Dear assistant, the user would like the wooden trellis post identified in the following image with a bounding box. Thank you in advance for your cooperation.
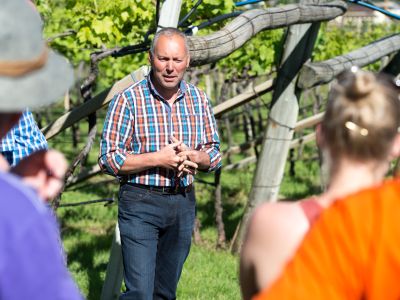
[231,2,321,253]
[100,224,124,300]
[214,168,226,248]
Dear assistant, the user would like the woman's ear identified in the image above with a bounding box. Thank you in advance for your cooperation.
[316,123,325,149]
[390,133,400,159]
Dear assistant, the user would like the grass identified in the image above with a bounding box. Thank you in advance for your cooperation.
[58,178,118,300]
[177,245,240,300]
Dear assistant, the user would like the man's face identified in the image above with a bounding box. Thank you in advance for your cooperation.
[149,34,190,95]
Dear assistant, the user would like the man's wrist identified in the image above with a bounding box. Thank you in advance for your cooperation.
[196,150,211,170]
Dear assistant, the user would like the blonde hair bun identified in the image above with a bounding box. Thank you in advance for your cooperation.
[322,69,400,162]
[343,70,376,101]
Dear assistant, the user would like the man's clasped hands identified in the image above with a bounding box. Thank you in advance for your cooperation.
[161,136,200,178]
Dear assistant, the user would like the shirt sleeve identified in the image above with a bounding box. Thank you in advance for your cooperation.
[0,129,16,152]
[19,110,48,151]
[98,93,134,176]
[0,110,48,166]
[200,92,222,172]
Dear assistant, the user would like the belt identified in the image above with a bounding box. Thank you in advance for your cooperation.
[124,183,192,194]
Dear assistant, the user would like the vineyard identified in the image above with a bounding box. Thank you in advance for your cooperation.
[32,0,400,299]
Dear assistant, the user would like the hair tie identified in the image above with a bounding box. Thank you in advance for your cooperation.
[345,121,368,136]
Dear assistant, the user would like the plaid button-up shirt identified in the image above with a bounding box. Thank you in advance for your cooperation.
[0,110,48,166]
[99,76,221,187]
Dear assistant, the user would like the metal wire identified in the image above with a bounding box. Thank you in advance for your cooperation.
[58,198,115,207]
[178,0,203,27]
[235,0,264,7]
[348,0,400,20]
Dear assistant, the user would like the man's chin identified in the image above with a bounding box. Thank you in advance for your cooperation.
[162,81,179,89]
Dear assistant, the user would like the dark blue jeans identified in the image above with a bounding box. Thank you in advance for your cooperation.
[118,184,195,300]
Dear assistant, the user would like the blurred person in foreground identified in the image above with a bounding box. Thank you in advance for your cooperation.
[99,27,221,299]
[240,68,400,299]
[0,0,82,299]
[0,1,49,170]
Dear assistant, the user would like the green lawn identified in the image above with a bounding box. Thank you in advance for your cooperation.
[177,245,240,300]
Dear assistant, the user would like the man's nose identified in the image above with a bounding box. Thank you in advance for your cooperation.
[166,61,173,71]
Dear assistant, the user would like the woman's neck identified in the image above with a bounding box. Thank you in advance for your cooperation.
[317,157,388,208]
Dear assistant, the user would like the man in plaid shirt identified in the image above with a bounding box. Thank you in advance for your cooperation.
[99,27,221,300]
[0,109,48,167]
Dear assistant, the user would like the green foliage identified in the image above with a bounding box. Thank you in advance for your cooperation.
[313,22,400,70]
[181,0,235,26]
[35,0,284,89]
[181,0,284,77]
[219,29,284,77]
[36,0,156,89]
[37,0,154,51]
[280,145,322,200]
[35,1,400,91]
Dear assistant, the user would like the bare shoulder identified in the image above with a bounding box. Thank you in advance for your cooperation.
[241,200,310,294]
[247,201,306,241]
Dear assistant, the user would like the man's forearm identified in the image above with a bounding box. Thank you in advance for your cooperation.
[118,141,183,175]
[118,152,160,175]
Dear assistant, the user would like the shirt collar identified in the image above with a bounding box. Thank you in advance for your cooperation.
[146,71,187,102]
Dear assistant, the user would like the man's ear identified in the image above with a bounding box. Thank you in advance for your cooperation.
[390,133,400,159]
[186,55,190,68]
[316,123,325,149]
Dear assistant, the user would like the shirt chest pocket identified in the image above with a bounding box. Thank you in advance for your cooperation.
[133,113,170,151]
[173,113,203,148]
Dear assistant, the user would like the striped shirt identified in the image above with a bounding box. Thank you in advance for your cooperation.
[0,110,48,166]
[99,76,221,187]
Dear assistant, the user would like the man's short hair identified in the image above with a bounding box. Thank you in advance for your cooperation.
[150,27,189,55]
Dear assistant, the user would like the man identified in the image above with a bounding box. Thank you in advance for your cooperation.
[99,28,221,299]
[253,178,400,300]
[0,109,48,167]
[0,0,82,298]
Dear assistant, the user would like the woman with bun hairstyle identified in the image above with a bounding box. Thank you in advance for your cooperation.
[240,68,400,300]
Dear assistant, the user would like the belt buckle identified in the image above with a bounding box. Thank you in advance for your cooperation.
[156,185,175,194]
